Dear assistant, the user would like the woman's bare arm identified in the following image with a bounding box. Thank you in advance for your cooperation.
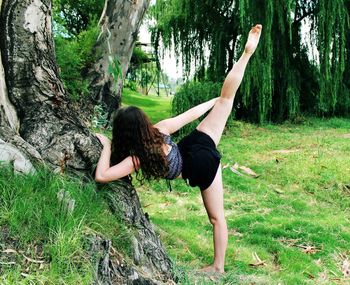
[95,134,137,183]
[155,97,219,134]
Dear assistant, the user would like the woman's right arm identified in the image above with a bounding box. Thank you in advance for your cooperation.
[95,134,137,183]
[155,97,219,134]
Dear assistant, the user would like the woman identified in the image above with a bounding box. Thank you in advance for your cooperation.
[95,24,262,273]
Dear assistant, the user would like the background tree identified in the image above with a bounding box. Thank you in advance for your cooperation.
[84,0,151,116]
[151,0,349,123]
[53,0,104,36]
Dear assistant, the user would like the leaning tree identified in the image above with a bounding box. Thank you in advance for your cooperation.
[0,0,172,283]
[85,0,151,116]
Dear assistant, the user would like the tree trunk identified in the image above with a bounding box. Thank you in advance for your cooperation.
[0,0,173,283]
[0,0,99,171]
[85,0,150,116]
[0,0,43,173]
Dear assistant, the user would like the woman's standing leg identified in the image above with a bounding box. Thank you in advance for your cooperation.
[200,165,227,273]
[197,25,262,273]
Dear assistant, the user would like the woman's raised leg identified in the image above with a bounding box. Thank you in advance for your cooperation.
[197,24,262,146]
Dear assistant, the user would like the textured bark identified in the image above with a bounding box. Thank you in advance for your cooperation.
[0,0,42,172]
[100,181,173,277]
[0,0,100,171]
[85,0,150,115]
[89,232,174,285]
[0,1,173,283]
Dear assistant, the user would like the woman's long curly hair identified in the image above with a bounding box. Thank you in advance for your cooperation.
[111,106,168,182]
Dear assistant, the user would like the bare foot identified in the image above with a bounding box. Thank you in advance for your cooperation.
[199,264,225,274]
[244,24,262,54]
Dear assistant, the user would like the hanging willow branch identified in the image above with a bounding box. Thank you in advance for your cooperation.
[150,0,350,122]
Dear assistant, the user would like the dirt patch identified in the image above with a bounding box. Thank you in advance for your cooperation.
[0,226,47,277]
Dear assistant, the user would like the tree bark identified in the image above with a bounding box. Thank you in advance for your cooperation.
[85,0,150,116]
[0,0,173,282]
[0,0,99,171]
[0,0,43,173]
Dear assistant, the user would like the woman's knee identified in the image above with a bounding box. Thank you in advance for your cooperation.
[208,215,226,226]
[217,97,234,106]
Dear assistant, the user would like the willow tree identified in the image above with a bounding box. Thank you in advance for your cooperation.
[152,0,349,122]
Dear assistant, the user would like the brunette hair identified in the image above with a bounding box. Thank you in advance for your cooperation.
[111,106,168,182]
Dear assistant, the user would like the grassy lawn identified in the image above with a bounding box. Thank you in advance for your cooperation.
[1,89,349,285]
[124,90,350,284]
[121,88,172,124]
[137,118,350,284]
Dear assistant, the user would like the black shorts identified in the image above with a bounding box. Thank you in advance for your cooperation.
[178,129,221,191]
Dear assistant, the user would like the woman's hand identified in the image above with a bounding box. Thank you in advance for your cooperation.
[96,133,111,148]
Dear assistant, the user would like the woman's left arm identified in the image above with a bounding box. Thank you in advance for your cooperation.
[95,134,136,183]
[155,97,219,134]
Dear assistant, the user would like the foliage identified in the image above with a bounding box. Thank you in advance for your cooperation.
[108,55,123,91]
[128,47,165,95]
[172,81,221,136]
[151,0,350,123]
[55,24,100,100]
[124,79,138,91]
[91,105,110,129]
[53,0,104,36]
[317,1,349,115]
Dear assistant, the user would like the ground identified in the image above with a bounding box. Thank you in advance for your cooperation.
[1,89,350,284]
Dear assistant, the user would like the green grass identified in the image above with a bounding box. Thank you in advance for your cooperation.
[122,88,172,124]
[1,89,350,284]
[136,118,350,284]
[0,167,131,284]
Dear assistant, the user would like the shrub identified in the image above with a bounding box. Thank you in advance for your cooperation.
[172,81,222,137]
[55,24,99,100]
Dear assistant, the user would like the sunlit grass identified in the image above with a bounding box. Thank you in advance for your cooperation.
[137,118,350,284]
[2,88,350,284]
[122,88,172,124]
[0,167,127,284]
[119,89,350,283]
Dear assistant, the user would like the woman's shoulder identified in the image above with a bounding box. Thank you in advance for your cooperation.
[154,124,170,136]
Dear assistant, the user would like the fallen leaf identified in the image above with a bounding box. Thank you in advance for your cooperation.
[239,166,260,178]
[232,163,239,170]
[304,271,315,279]
[2,249,18,254]
[0,261,16,265]
[249,252,266,267]
[228,229,243,237]
[315,258,322,266]
[222,163,230,170]
[230,167,243,176]
[342,184,350,192]
[342,259,350,277]
[23,254,45,264]
[273,188,284,194]
[278,237,301,247]
[342,134,350,138]
[298,244,320,254]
